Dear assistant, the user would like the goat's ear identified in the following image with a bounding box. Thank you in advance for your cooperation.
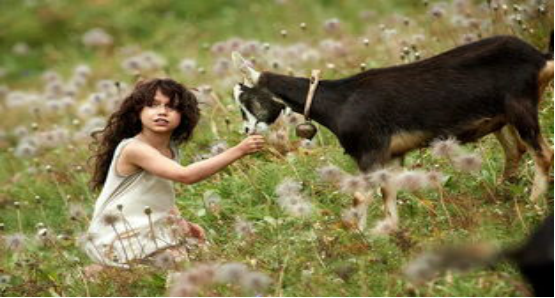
[232,51,260,87]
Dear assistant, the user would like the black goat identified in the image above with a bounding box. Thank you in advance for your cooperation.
[232,35,554,202]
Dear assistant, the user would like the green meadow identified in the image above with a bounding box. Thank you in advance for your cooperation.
[0,0,552,296]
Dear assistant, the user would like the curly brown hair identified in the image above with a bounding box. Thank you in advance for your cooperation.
[89,78,200,191]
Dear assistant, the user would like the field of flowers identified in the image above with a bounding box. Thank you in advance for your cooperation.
[0,0,553,296]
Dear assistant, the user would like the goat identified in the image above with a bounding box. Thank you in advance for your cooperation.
[405,214,553,297]
[232,34,554,204]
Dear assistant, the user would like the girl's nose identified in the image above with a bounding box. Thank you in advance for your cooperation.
[156,105,169,114]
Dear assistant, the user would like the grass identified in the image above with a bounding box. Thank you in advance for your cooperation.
[0,0,553,296]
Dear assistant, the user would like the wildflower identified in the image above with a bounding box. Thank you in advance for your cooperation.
[426,170,446,186]
[234,218,255,238]
[74,64,92,78]
[239,271,272,294]
[12,42,30,56]
[101,212,120,226]
[35,227,52,245]
[360,63,367,71]
[429,4,446,18]
[186,264,216,286]
[404,251,442,283]
[339,175,369,194]
[323,18,341,33]
[96,80,117,95]
[268,129,289,151]
[215,262,249,284]
[4,233,27,251]
[453,153,482,173]
[460,33,477,44]
[317,165,345,184]
[0,274,11,287]
[368,169,393,186]
[77,232,97,248]
[275,178,302,197]
[203,191,221,214]
[153,250,176,269]
[430,137,462,159]
[288,201,314,217]
[144,206,153,215]
[277,194,304,208]
[179,59,197,74]
[210,41,227,55]
[69,203,86,220]
[342,207,367,230]
[394,171,429,192]
[210,141,228,156]
[121,57,143,75]
[362,38,370,47]
[82,28,113,47]
[77,102,98,119]
[168,283,199,297]
[14,142,38,158]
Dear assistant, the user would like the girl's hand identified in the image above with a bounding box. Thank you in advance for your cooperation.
[235,134,266,156]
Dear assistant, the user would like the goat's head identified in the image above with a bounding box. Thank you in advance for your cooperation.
[232,51,285,134]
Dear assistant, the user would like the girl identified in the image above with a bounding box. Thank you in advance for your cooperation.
[83,78,265,268]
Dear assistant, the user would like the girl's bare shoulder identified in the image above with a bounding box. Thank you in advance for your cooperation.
[120,139,157,161]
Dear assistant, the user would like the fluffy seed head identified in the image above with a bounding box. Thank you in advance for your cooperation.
[153,250,176,270]
[339,175,369,194]
[368,169,393,186]
[317,165,345,184]
[215,262,249,284]
[431,138,462,159]
[4,233,27,251]
[453,153,482,173]
[275,179,302,197]
[394,171,429,192]
[239,271,272,294]
[101,212,120,226]
[234,218,255,238]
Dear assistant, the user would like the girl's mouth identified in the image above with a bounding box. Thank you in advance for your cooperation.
[154,118,169,125]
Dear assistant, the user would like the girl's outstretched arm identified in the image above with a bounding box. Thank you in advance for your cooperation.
[124,135,265,184]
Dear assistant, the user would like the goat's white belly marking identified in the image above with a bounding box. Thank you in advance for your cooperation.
[389,131,430,156]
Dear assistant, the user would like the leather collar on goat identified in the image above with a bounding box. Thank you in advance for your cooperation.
[295,69,321,140]
[303,69,321,121]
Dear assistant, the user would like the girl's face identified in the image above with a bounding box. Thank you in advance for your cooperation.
[139,89,182,135]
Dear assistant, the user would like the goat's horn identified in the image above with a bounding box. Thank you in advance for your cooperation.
[231,51,259,86]
[232,51,248,71]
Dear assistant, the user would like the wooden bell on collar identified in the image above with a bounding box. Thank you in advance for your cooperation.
[296,121,318,140]
[296,69,320,140]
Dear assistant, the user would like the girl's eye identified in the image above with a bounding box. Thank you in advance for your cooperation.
[148,103,176,110]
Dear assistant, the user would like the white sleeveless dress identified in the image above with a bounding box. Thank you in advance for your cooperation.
[83,137,186,267]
